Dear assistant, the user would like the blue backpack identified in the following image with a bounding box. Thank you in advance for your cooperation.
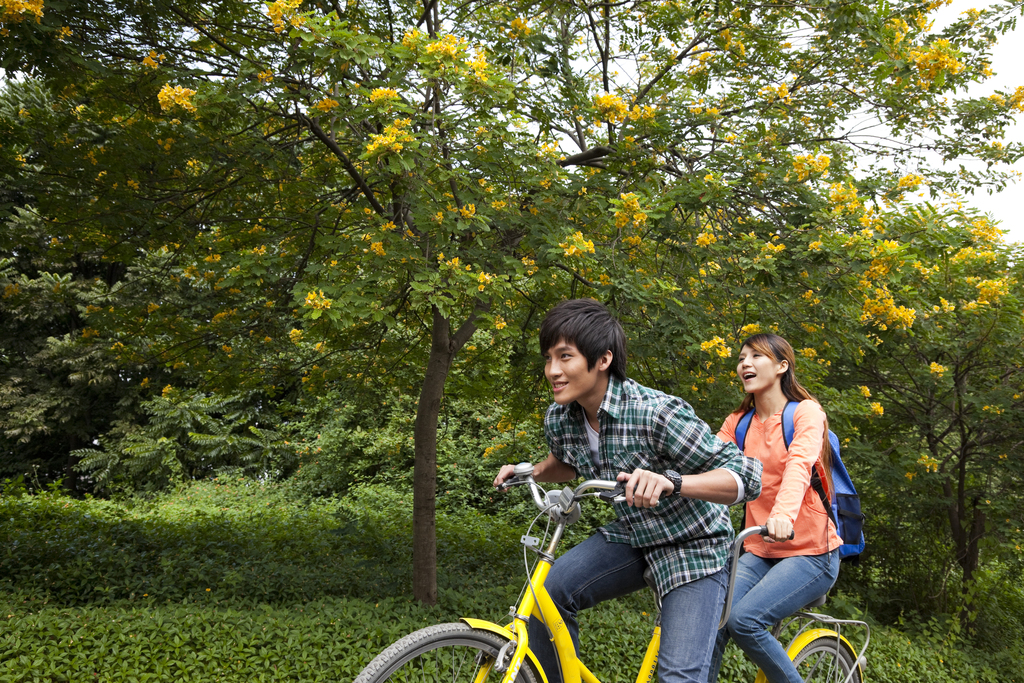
[735,401,866,562]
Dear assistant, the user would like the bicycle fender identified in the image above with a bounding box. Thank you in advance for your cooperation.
[785,628,858,662]
[754,628,860,683]
[459,618,550,683]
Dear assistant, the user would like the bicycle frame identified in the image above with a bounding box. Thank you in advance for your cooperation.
[473,468,867,683]
[461,471,661,683]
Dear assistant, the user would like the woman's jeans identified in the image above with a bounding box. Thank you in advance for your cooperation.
[528,532,728,683]
[708,549,840,683]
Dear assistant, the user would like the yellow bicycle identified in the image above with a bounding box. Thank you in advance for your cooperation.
[354,463,868,683]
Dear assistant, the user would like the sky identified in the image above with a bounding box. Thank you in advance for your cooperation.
[932,0,1024,243]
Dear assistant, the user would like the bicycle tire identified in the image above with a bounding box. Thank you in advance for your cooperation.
[791,635,861,683]
[354,622,544,683]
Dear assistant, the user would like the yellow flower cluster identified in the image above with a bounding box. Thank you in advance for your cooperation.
[425,34,468,60]
[304,290,332,310]
[289,329,303,343]
[908,39,964,86]
[142,51,166,69]
[467,50,488,81]
[490,200,507,211]
[740,323,762,336]
[869,402,884,416]
[829,181,861,214]
[969,217,1002,242]
[257,70,274,83]
[369,241,386,256]
[594,93,629,124]
[369,88,399,104]
[700,336,731,358]
[0,0,43,24]
[975,277,1011,304]
[917,455,939,472]
[861,286,916,330]
[493,315,507,330]
[559,231,595,257]
[365,118,415,157]
[799,347,817,358]
[695,232,717,247]
[509,17,531,37]
[950,246,996,264]
[265,0,303,33]
[477,271,493,291]
[1009,86,1024,111]
[929,362,947,377]
[859,385,872,398]
[629,104,657,121]
[614,193,647,229]
[311,97,339,113]
[897,173,924,189]
[789,154,830,181]
[158,84,197,113]
[459,204,476,219]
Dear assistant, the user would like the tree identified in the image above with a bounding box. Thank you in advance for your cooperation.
[3,0,1022,607]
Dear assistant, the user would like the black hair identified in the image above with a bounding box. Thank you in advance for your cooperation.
[539,299,627,381]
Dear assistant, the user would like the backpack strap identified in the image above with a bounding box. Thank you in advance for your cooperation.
[734,409,755,451]
[782,401,837,527]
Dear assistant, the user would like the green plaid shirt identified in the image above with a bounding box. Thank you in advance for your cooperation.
[545,376,762,597]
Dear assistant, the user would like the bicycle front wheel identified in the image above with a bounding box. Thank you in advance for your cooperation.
[791,635,861,683]
[354,622,543,683]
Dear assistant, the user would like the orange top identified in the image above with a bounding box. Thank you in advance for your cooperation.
[718,400,841,558]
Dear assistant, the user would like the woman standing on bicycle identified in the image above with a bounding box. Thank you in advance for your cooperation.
[708,333,842,683]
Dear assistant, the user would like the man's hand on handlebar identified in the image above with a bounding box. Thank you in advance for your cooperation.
[616,468,674,508]
[493,464,517,489]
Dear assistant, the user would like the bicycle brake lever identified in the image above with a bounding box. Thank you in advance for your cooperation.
[598,482,627,503]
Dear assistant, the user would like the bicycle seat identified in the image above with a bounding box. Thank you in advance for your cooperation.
[803,594,827,610]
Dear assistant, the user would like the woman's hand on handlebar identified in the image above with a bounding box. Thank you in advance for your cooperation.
[764,516,794,543]
[616,469,674,508]
[493,464,517,489]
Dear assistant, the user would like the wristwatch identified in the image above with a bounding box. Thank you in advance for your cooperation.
[664,470,682,496]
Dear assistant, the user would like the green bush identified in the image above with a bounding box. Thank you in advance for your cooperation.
[0,478,524,606]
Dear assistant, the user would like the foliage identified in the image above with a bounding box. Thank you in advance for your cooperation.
[1,482,1022,682]
[0,477,522,606]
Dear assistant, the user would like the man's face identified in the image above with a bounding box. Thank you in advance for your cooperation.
[543,339,610,408]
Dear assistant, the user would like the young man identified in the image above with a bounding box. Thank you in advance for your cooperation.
[493,299,762,683]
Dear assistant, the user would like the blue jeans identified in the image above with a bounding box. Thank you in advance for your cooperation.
[707,550,840,683]
[528,532,728,683]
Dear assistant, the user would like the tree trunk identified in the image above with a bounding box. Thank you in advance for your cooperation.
[411,304,481,605]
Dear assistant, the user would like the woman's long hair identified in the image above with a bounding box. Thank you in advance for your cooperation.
[734,333,834,499]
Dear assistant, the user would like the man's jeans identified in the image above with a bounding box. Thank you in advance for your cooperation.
[528,532,727,683]
[707,550,840,683]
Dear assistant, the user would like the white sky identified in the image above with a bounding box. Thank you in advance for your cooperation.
[932,0,1024,243]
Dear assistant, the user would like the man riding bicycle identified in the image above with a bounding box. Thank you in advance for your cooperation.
[493,298,763,683]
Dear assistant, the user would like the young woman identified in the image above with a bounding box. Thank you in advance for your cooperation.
[707,333,842,683]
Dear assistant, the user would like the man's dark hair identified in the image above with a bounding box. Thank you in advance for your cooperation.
[539,299,627,381]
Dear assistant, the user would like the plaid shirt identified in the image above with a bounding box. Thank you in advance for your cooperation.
[545,376,762,597]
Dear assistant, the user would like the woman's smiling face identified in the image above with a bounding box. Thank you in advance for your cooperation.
[736,344,788,395]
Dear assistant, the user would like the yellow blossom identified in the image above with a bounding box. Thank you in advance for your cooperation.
[929,362,947,377]
[157,84,197,113]
[870,402,884,416]
[700,336,731,358]
[593,93,629,124]
[303,290,332,310]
